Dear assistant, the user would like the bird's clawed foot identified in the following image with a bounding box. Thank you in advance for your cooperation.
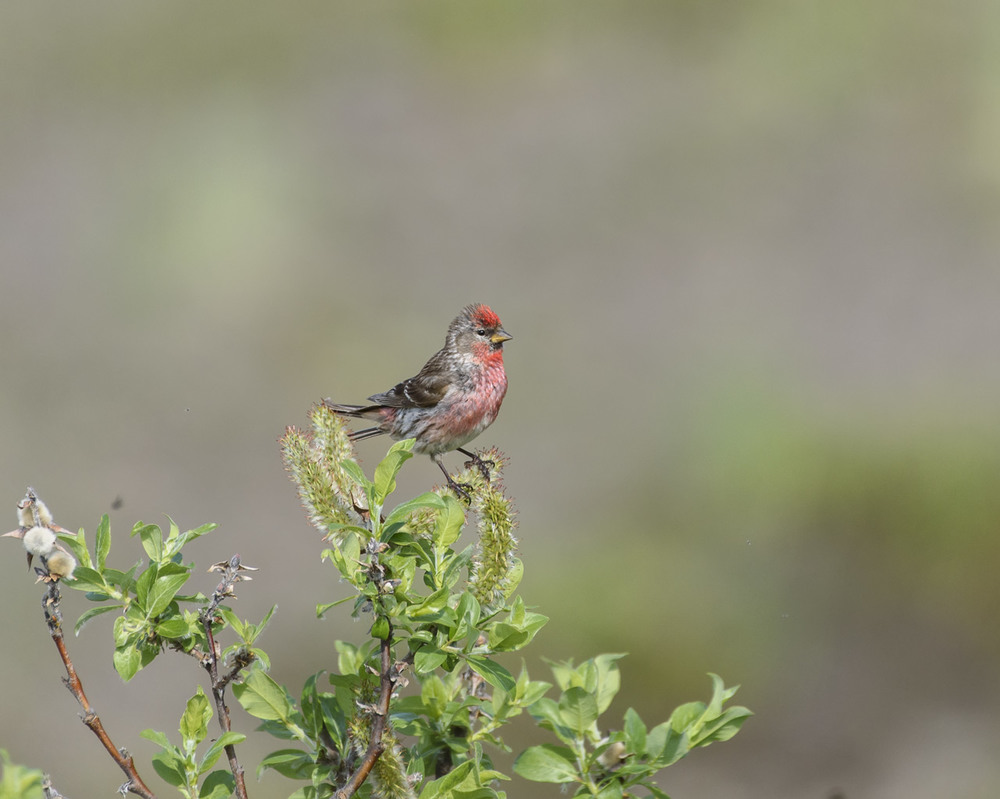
[457,448,495,481]
[433,455,475,502]
[446,477,474,503]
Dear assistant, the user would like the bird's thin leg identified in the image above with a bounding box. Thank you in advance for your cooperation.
[433,455,472,501]
[457,447,495,480]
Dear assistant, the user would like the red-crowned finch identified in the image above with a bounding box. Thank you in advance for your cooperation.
[325,304,512,496]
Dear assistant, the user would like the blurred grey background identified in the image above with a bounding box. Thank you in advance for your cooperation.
[2,3,999,798]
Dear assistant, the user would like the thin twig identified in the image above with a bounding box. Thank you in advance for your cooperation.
[217,651,255,692]
[43,584,156,799]
[41,774,66,799]
[200,555,256,799]
[336,628,394,799]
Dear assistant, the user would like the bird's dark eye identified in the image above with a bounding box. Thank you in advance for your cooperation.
[476,328,488,336]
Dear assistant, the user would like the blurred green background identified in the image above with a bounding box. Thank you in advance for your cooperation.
[3,3,1000,797]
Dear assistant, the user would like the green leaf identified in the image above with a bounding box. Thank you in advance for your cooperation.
[517,675,551,707]
[150,748,187,788]
[466,656,516,695]
[669,701,705,734]
[176,522,218,551]
[112,612,130,646]
[591,653,625,714]
[327,532,361,582]
[95,514,111,571]
[233,668,305,738]
[73,605,119,636]
[180,687,212,751]
[134,564,156,611]
[414,649,448,674]
[139,728,173,749]
[334,640,365,675]
[298,673,321,737]
[371,616,391,640]
[147,569,190,618]
[645,721,687,766]
[253,604,278,640]
[450,790,499,799]
[200,732,246,773]
[146,564,191,618]
[546,653,624,714]
[155,617,192,640]
[339,458,369,487]
[200,770,236,799]
[217,606,246,638]
[132,523,164,562]
[0,751,43,798]
[558,687,599,737]
[419,760,475,798]
[513,744,578,783]
[316,595,354,618]
[384,491,447,528]
[667,674,749,750]
[420,674,449,719]
[324,522,371,540]
[487,622,530,652]
[256,748,314,780]
[63,566,107,595]
[455,591,481,637]
[57,528,92,569]
[234,669,293,721]
[644,783,672,799]
[623,707,647,755]
[410,586,451,619]
[500,557,524,601]
[528,697,576,746]
[433,495,466,547]
[103,566,139,594]
[690,706,753,747]
[374,439,415,503]
[113,645,142,682]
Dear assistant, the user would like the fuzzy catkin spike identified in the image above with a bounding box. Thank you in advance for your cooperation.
[311,403,355,479]
[281,427,350,531]
[281,408,366,537]
[313,403,372,518]
[348,697,415,799]
[372,727,414,799]
[458,449,519,609]
[403,505,438,540]
[351,717,416,799]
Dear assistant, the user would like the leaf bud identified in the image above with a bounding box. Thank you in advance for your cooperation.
[371,616,391,640]
[43,549,77,581]
[22,526,57,557]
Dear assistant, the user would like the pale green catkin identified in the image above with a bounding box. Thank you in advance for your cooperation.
[463,449,519,609]
[280,407,365,537]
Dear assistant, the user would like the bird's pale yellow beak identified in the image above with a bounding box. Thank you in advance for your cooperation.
[491,328,513,344]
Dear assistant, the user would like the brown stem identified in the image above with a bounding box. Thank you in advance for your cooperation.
[201,615,249,799]
[43,584,157,799]
[200,555,254,799]
[336,630,394,799]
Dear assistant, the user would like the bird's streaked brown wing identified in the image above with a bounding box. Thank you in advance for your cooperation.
[368,351,454,408]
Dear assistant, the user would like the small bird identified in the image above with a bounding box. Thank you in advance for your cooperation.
[326,304,512,497]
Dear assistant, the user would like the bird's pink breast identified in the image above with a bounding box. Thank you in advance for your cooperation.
[406,358,507,454]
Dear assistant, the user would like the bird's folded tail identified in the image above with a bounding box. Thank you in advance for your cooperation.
[324,401,373,417]
[347,426,387,442]
[324,401,387,442]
